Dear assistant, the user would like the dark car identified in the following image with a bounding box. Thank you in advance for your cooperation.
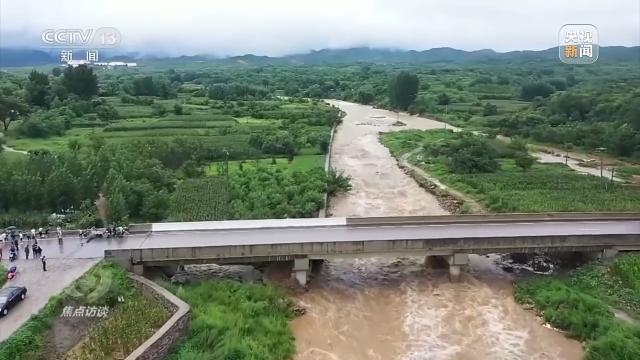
[0,286,27,316]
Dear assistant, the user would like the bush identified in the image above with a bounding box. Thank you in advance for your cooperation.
[327,169,352,195]
[520,82,556,101]
[162,280,296,360]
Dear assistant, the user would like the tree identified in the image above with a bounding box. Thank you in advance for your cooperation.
[356,85,375,104]
[62,65,98,99]
[51,67,62,77]
[520,82,555,101]
[0,95,27,131]
[514,152,536,172]
[141,190,170,221]
[25,70,50,107]
[107,190,128,224]
[389,71,419,110]
[437,93,451,106]
[447,136,499,174]
[327,169,352,195]
[550,93,592,121]
[96,104,119,121]
[483,102,498,116]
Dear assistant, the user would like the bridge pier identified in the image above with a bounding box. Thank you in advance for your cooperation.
[602,248,619,259]
[292,257,310,286]
[424,253,468,282]
[446,253,468,282]
[132,264,145,276]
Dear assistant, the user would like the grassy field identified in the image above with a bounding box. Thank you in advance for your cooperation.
[161,280,296,360]
[382,129,640,212]
[206,154,325,175]
[515,254,640,359]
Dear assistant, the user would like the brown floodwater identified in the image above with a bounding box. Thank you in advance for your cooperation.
[291,256,584,360]
[290,101,584,360]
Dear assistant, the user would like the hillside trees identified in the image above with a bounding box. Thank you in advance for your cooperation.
[520,82,555,101]
[62,65,98,99]
[0,95,28,131]
[25,70,50,107]
[389,71,419,110]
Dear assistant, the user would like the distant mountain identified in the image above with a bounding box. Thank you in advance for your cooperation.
[224,46,638,65]
[1,46,638,68]
[0,49,57,67]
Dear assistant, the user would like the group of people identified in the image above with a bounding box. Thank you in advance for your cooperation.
[0,225,59,272]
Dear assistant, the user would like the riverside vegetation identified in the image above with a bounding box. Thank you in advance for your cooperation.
[382,129,640,212]
[161,280,296,360]
[515,254,640,360]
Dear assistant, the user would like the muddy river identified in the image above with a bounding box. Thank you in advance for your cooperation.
[291,101,584,360]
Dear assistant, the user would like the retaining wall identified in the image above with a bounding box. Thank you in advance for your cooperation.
[125,274,191,360]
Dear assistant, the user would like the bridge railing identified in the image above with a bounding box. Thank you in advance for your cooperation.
[346,212,640,226]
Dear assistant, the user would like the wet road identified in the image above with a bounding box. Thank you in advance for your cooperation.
[1,234,147,260]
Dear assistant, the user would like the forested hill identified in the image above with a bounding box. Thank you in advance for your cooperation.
[1,46,638,67]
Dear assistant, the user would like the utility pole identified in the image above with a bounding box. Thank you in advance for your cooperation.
[611,167,615,185]
[595,147,607,189]
[223,148,230,179]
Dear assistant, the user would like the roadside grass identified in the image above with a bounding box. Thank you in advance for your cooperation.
[206,154,325,175]
[66,291,169,360]
[0,150,27,162]
[0,263,6,288]
[161,280,296,360]
[617,165,640,181]
[382,129,640,212]
[515,254,640,359]
[6,129,95,152]
[0,261,167,360]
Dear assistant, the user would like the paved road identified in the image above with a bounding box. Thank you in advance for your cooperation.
[0,258,98,342]
[137,220,640,248]
[1,234,147,259]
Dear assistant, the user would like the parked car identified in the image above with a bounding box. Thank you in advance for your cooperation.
[0,286,27,316]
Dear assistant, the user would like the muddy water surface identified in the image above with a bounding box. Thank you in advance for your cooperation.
[291,101,584,360]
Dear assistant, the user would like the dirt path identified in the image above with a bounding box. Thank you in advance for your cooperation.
[1,145,27,155]
[0,258,99,342]
[326,100,449,217]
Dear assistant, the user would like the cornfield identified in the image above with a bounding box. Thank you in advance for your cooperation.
[170,177,231,221]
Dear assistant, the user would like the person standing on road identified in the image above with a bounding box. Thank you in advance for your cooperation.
[19,231,23,243]
[0,245,3,261]
[57,227,63,245]
[24,243,30,260]
[41,255,47,271]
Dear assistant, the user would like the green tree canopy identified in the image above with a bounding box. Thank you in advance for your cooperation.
[62,65,98,99]
[389,71,419,110]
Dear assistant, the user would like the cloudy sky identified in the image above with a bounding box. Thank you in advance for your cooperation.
[1,0,639,56]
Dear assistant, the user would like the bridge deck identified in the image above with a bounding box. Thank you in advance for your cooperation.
[136,220,639,249]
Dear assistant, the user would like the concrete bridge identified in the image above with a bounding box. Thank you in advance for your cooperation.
[104,213,640,284]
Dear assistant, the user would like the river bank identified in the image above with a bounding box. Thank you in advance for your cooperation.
[515,254,640,359]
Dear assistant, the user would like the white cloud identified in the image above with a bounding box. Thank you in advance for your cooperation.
[1,0,638,56]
